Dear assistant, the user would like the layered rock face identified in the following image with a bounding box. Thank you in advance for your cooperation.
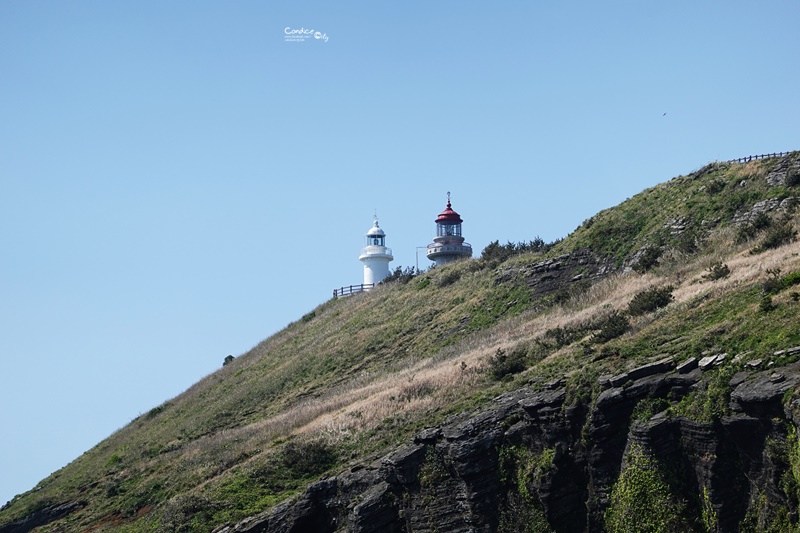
[215,355,800,533]
[496,249,616,300]
[0,502,85,533]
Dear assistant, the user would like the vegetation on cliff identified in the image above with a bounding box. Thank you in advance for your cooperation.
[1,153,800,532]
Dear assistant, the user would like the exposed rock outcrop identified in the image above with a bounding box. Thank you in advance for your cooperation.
[0,502,85,533]
[496,249,616,299]
[765,155,800,187]
[212,356,800,533]
[732,197,800,225]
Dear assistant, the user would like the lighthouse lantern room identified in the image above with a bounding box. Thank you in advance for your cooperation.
[359,216,394,288]
[426,193,472,266]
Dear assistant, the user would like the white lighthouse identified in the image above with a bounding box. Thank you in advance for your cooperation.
[426,192,472,266]
[359,216,394,288]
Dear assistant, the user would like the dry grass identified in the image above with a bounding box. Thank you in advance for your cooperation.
[672,238,800,302]
[171,344,489,478]
[261,239,800,446]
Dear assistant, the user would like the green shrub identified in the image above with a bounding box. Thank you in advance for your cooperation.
[737,212,772,243]
[754,221,797,252]
[480,238,552,265]
[760,268,800,296]
[627,286,674,316]
[673,366,736,422]
[146,402,171,419]
[565,365,601,408]
[705,179,726,194]
[701,487,719,533]
[382,266,417,284]
[739,491,797,533]
[675,227,701,255]
[543,325,588,348]
[438,269,461,287]
[786,425,800,508]
[161,494,222,532]
[488,347,528,380]
[604,445,690,533]
[762,268,784,294]
[481,240,515,263]
[280,439,338,478]
[419,446,448,489]
[498,446,555,533]
[632,397,670,422]
[785,271,800,288]
[633,246,662,273]
[703,262,730,281]
[760,295,777,313]
[594,312,630,343]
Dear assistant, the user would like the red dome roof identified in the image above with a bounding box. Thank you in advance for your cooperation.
[435,198,463,224]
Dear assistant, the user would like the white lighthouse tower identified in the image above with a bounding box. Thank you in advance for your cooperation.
[426,192,472,266]
[359,216,394,288]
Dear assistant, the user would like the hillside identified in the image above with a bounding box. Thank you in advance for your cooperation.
[2,153,800,532]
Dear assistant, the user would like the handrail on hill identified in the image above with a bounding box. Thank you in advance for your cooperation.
[727,151,794,164]
[333,284,374,298]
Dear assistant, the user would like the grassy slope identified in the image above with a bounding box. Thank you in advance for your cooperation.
[2,153,800,532]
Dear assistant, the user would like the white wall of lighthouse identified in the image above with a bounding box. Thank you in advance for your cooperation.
[359,217,393,287]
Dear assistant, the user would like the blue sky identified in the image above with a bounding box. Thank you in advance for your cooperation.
[1,1,799,505]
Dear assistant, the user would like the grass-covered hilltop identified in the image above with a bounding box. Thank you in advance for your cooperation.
[3,153,800,533]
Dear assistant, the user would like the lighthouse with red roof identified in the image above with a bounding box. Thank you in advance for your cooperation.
[426,192,472,266]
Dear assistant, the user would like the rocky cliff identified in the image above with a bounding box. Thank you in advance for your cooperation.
[209,350,800,533]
